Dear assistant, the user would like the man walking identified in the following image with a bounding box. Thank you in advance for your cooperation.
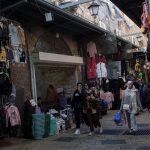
[72,82,84,135]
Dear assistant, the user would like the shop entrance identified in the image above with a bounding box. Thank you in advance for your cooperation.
[34,64,78,101]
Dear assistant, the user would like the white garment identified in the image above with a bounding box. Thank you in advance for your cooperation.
[13,49,20,63]
[9,23,20,47]
[96,62,107,78]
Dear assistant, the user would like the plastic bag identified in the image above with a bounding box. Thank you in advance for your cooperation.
[113,111,122,123]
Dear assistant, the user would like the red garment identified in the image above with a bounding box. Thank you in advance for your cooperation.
[87,57,96,80]
[96,55,107,64]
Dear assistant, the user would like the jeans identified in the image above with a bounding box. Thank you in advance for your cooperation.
[125,111,138,131]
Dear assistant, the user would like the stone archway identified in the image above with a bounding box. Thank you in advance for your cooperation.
[34,31,72,55]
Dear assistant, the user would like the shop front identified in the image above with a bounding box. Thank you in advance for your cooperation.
[0,0,140,140]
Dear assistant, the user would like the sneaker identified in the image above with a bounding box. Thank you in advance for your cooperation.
[99,127,103,134]
[88,132,93,136]
[74,129,80,135]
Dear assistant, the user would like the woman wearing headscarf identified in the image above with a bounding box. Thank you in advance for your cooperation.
[120,81,143,134]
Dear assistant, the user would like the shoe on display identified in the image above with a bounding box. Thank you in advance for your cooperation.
[74,129,80,135]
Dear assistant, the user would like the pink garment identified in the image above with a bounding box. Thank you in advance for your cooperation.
[5,105,21,127]
[103,92,114,109]
[87,42,97,58]
[141,3,149,29]
[100,93,106,100]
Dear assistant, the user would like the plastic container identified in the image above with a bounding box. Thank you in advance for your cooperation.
[32,114,45,140]
[50,117,57,136]
[44,114,51,137]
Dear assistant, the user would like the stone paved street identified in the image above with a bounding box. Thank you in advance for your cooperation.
[0,110,150,150]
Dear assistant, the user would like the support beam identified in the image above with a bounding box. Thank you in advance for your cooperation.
[0,0,28,13]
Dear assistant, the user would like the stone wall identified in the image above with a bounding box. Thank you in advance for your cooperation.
[10,22,80,104]
[35,65,77,100]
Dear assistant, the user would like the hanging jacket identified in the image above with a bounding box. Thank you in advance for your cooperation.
[0,46,6,62]
[9,23,20,47]
[4,104,21,127]
[86,57,96,80]
[17,25,26,46]
[141,3,149,29]
[96,62,107,78]
[87,42,97,58]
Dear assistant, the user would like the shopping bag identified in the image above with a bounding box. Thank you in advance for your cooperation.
[113,111,122,123]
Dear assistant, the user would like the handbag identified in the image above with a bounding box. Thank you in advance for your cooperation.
[123,104,130,110]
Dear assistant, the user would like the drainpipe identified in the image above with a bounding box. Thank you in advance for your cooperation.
[29,51,37,103]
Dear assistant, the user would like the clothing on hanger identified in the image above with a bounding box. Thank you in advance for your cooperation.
[87,41,97,58]
[0,46,6,62]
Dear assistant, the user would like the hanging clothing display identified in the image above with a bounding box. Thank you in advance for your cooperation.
[96,62,107,78]
[87,41,97,58]
[0,46,6,62]
[86,57,96,80]
[141,2,149,30]
[5,46,14,63]
[17,25,26,46]
[4,104,21,127]
[8,23,20,47]
[0,21,9,42]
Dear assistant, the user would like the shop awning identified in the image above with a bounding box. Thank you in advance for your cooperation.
[33,52,84,64]
[110,0,145,27]
[1,0,138,48]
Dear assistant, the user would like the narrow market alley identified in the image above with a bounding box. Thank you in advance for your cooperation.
[1,110,150,150]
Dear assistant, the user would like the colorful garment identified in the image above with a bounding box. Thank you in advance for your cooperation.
[0,46,6,62]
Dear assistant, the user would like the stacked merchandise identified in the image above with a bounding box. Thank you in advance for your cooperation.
[23,98,73,140]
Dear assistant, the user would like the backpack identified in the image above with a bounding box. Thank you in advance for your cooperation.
[113,111,122,123]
